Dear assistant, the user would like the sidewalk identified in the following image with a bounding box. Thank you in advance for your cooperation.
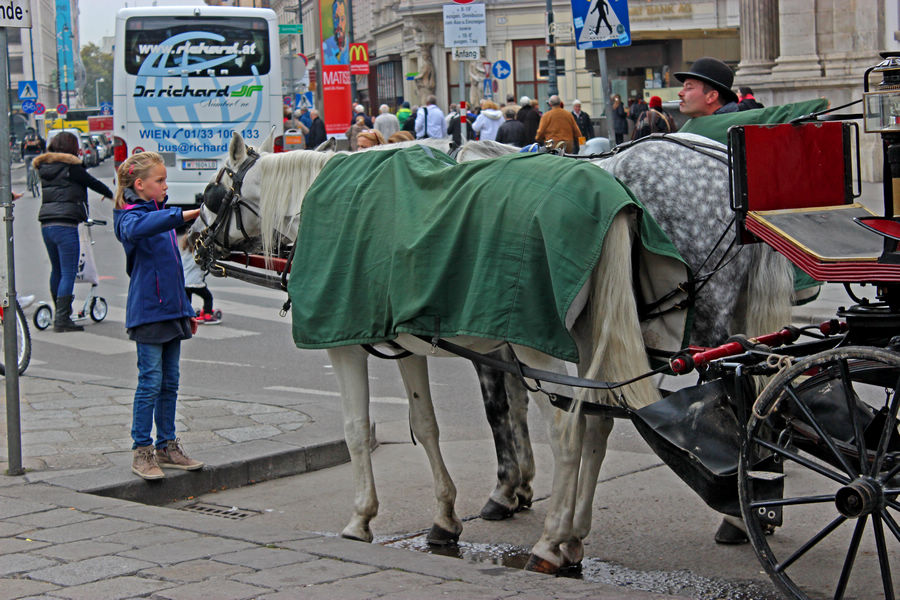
[1,373,679,600]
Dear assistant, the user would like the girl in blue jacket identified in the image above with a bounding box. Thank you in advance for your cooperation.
[113,152,204,480]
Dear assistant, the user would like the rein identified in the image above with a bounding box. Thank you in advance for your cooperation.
[569,133,731,167]
[199,147,262,251]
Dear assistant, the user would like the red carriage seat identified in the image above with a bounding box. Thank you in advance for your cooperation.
[729,122,900,283]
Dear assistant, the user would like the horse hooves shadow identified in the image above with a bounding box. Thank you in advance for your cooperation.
[480,499,515,521]
[426,524,460,546]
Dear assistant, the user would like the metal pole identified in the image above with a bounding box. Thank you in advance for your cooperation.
[546,0,558,97]
[597,49,615,141]
[298,0,304,56]
[347,0,357,107]
[0,28,24,476]
[459,60,466,143]
[64,27,70,107]
[288,36,295,108]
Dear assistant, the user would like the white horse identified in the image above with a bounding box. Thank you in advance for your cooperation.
[191,131,680,570]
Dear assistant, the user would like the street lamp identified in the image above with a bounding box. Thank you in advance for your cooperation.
[95,78,105,107]
[57,25,72,106]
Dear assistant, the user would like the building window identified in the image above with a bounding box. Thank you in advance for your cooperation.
[8,57,24,75]
[376,61,403,107]
[8,29,20,44]
[514,40,549,105]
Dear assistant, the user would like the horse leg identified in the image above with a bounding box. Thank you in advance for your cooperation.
[474,355,523,520]
[572,413,613,540]
[397,354,463,545]
[328,346,378,543]
[505,368,535,510]
[526,386,586,573]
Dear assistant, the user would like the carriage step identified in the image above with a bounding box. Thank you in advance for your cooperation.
[747,470,785,481]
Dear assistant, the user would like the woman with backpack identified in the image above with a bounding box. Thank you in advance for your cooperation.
[632,96,676,140]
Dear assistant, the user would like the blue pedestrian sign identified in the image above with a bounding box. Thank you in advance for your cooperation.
[21,99,36,114]
[17,80,38,100]
[492,60,511,80]
[99,102,113,115]
[571,0,631,49]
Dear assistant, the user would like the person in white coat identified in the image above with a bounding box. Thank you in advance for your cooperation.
[472,99,504,141]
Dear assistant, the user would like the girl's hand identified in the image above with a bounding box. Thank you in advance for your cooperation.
[11,191,22,201]
[190,317,199,335]
[183,208,201,222]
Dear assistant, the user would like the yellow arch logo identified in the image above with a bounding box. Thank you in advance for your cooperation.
[349,43,368,63]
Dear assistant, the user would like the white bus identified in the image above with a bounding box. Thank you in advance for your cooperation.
[113,6,282,205]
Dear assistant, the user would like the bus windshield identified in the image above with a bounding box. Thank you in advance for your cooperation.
[124,17,270,77]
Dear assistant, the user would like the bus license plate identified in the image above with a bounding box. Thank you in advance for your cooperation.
[182,159,217,170]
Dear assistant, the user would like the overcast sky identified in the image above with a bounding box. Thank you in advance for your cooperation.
[78,0,205,47]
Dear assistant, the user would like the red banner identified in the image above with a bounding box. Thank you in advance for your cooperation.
[319,0,351,136]
[321,65,351,136]
[349,43,369,75]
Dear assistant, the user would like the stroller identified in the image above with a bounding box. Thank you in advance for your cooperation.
[33,219,109,330]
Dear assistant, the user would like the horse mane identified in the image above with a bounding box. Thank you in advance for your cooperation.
[258,150,337,257]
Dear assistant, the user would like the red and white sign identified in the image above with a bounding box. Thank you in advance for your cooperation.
[349,43,369,75]
[56,103,68,115]
[88,115,113,132]
[34,102,46,115]
[321,65,351,136]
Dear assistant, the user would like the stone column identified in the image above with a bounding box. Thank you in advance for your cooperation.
[736,0,778,76]
[771,0,823,78]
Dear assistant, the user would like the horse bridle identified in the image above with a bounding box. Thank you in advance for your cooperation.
[198,147,262,252]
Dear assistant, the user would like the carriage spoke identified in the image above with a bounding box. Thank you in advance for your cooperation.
[838,359,868,475]
[775,514,846,573]
[872,514,896,600]
[749,493,833,509]
[783,382,857,477]
[872,375,900,477]
[883,509,900,544]
[753,436,851,485]
[885,463,900,485]
[833,516,867,600]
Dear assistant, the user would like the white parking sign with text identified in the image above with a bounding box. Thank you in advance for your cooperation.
[443,3,486,48]
[0,0,31,27]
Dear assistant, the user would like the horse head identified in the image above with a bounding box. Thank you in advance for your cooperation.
[188,129,275,264]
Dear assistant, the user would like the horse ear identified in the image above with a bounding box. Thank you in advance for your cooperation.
[258,126,276,154]
[229,131,247,165]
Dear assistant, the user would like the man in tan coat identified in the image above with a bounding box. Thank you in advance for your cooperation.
[535,95,582,152]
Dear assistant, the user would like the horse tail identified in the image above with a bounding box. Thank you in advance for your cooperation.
[743,244,794,337]
[575,209,661,413]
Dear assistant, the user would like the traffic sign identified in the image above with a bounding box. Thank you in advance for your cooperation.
[451,47,481,61]
[571,0,631,49]
[17,80,37,100]
[278,24,302,34]
[0,1,31,28]
[443,3,486,48]
[21,99,36,114]
[99,102,113,115]
[34,102,45,115]
[492,60,511,80]
[56,103,68,115]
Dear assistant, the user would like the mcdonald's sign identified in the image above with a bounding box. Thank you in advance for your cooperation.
[349,42,369,75]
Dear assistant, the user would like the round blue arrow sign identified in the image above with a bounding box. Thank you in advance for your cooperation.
[492,60,511,80]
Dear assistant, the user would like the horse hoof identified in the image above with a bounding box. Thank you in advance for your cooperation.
[525,554,559,575]
[340,532,372,543]
[515,495,533,511]
[480,499,515,521]
[426,524,460,546]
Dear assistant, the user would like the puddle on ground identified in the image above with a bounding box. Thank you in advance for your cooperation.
[381,534,782,600]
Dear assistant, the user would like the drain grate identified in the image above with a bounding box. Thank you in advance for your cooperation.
[181,502,260,520]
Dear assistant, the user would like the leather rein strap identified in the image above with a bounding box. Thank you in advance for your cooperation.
[200,148,261,251]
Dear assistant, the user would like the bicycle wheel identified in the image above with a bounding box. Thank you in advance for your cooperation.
[90,297,108,322]
[0,302,32,376]
[739,346,900,600]
[28,167,40,197]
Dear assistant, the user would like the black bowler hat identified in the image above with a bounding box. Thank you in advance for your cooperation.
[674,57,738,104]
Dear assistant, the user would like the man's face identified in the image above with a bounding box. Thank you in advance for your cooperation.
[334,1,346,48]
[678,78,718,117]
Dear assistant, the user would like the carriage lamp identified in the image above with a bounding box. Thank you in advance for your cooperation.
[863,52,900,134]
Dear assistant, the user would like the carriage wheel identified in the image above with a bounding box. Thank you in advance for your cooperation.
[739,346,900,600]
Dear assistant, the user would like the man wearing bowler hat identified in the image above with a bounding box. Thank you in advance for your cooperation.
[674,57,739,118]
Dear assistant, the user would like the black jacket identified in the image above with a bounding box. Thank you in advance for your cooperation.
[306,117,327,149]
[35,152,113,224]
[516,105,541,146]
[738,97,765,111]
[572,110,593,140]
[447,115,474,147]
[495,119,528,147]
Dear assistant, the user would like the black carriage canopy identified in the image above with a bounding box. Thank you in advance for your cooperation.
[287,147,689,363]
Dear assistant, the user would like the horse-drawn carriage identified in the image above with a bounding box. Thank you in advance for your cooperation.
[190,54,900,600]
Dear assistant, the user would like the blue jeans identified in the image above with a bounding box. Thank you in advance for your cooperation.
[41,225,79,298]
[132,339,181,449]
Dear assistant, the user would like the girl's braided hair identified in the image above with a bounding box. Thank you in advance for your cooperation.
[114,152,164,209]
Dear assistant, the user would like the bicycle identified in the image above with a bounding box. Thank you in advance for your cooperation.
[25,155,40,197]
[0,296,33,376]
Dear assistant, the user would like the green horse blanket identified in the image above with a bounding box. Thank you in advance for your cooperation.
[288,147,687,362]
